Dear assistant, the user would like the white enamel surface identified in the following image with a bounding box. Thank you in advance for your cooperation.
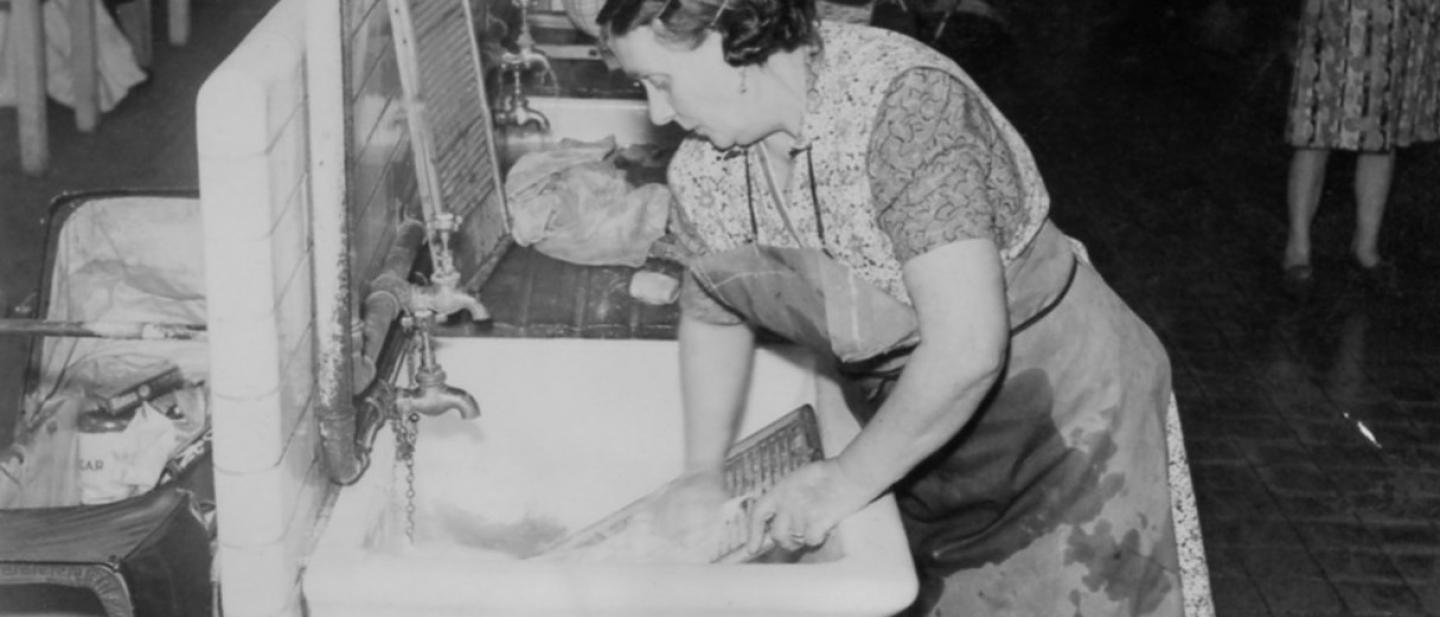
[305,338,917,617]
[527,96,683,147]
[197,0,336,614]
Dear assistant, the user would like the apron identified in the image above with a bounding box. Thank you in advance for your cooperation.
[689,221,1185,617]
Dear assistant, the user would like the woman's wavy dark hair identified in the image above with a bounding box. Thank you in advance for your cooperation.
[595,0,819,67]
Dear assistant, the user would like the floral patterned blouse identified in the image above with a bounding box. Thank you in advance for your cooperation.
[869,67,1034,262]
[672,22,1050,324]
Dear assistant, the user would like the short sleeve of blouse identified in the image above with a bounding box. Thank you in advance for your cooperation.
[667,143,747,326]
[866,68,1023,263]
[678,270,745,325]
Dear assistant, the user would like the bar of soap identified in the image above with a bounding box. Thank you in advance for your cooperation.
[629,271,680,305]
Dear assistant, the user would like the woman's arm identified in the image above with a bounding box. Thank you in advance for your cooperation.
[746,238,1008,550]
[842,66,1018,492]
[750,66,1028,550]
[834,237,1008,496]
[678,312,757,474]
[749,239,1007,550]
[637,312,755,559]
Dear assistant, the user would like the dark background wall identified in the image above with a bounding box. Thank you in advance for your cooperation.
[872,0,1305,99]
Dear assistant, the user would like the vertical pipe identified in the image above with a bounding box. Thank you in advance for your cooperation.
[168,0,190,45]
[307,0,363,484]
[69,0,98,132]
[117,0,154,68]
[362,220,425,367]
[13,0,48,174]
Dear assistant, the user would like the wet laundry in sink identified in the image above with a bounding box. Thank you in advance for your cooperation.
[505,137,673,268]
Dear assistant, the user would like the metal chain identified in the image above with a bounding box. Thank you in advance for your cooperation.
[404,412,419,545]
[393,409,421,545]
[391,318,421,545]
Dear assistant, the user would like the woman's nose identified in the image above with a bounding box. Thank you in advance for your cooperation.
[646,92,675,126]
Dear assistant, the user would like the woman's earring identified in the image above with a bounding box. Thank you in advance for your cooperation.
[739,69,749,94]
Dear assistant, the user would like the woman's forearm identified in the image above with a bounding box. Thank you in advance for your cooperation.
[834,340,1003,497]
[678,314,758,473]
[833,238,1009,499]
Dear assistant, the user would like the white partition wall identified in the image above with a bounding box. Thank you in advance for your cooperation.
[195,0,343,614]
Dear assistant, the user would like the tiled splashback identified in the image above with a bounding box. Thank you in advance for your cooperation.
[346,0,418,292]
[195,0,326,615]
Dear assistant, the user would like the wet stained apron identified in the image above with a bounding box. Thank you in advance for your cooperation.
[690,221,1185,617]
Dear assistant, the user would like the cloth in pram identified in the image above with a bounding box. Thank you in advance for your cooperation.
[0,195,209,509]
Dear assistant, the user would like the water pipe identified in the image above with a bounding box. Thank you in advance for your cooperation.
[357,219,426,390]
[307,0,365,485]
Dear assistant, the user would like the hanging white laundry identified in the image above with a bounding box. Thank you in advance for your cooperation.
[0,0,148,112]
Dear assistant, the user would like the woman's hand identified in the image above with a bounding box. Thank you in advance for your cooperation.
[649,468,732,559]
[745,459,876,553]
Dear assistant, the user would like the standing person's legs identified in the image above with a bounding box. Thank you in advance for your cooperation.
[1351,151,1395,268]
[1285,147,1330,273]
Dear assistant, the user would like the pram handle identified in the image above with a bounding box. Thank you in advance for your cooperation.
[0,318,205,340]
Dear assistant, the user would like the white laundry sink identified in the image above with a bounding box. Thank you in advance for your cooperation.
[531,96,680,146]
[303,337,917,617]
[495,96,685,167]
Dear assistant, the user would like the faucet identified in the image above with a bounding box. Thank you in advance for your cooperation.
[407,268,490,322]
[410,212,490,322]
[502,28,554,89]
[493,53,552,132]
[492,1,554,132]
[396,311,481,420]
[384,213,485,422]
[493,90,551,133]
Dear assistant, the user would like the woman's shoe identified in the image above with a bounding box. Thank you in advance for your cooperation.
[1351,259,1399,296]
[1282,263,1314,296]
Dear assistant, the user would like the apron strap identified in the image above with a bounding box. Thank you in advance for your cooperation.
[1010,255,1078,334]
[1000,221,1078,335]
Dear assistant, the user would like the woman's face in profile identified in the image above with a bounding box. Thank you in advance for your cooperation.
[608,27,754,150]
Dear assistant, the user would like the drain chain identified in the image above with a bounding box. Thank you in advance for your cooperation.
[393,410,421,544]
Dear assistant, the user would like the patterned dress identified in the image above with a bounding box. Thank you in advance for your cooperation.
[670,22,1203,617]
[1287,0,1440,150]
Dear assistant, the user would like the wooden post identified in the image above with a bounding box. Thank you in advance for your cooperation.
[12,0,50,174]
[116,0,153,68]
[70,0,98,132]
[167,0,188,45]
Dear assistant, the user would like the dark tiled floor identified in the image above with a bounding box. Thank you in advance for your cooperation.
[990,20,1440,616]
[3,2,1439,616]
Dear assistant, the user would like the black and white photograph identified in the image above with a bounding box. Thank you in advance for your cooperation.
[0,0,1437,615]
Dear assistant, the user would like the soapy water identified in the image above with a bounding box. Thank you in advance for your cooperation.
[377,416,758,563]
[380,497,724,564]
[538,508,719,564]
[378,402,828,564]
[377,419,568,559]
[413,503,567,559]
[536,493,757,564]
[389,473,738,563]
[380,414,710,562]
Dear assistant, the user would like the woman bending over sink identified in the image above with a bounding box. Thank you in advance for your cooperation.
[594,0,1185,614]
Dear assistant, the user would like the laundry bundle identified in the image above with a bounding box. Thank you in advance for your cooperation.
[505,137,673,268]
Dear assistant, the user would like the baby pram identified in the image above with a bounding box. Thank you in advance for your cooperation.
[0,190,214,617]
